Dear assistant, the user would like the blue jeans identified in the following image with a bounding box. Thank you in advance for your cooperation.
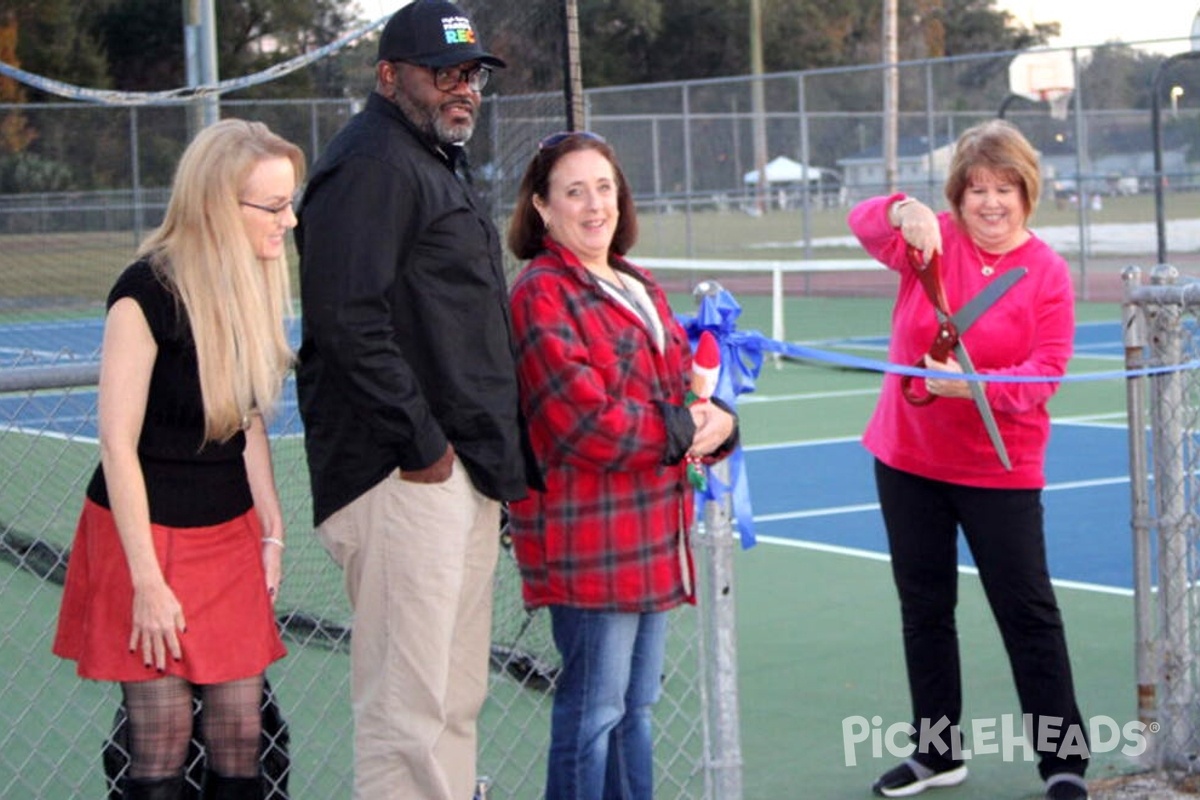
[546,607,668,800]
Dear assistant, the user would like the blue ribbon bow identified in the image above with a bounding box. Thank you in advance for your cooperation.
[678,288,762,549]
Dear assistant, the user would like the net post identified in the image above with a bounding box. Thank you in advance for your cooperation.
[692,280,745,800]
[771,266,784,368]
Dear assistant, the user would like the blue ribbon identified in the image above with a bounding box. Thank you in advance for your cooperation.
[678,285,1200,551]
[679,289,762,549]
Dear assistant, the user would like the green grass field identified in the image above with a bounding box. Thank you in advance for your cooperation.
[1,189,1196,316]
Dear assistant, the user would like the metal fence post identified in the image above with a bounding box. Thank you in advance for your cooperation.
[1146,264,1194,769]
[1121,265,1156,762]
[693,280,744,800]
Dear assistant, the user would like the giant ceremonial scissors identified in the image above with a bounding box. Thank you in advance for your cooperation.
[899,246,1026,470]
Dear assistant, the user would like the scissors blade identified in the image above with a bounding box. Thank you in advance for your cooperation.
[953,339,1012,470]
[949,267,1028,334]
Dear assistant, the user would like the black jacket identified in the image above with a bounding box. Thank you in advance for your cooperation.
[296,92,537,525]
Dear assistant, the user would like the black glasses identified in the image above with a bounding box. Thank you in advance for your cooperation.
[423,63,491,92]
[239,197,296,217]
[537,130,606,151]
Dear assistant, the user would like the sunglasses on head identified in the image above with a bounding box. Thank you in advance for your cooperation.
[537,130,606,151]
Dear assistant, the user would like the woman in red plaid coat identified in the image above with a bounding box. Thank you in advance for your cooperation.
[506,131,736,800]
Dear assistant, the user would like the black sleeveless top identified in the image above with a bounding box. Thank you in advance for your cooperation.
[86,259,252,527]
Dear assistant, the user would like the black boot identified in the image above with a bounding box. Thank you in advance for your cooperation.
[125,774,185,800]
[201,773,262,800]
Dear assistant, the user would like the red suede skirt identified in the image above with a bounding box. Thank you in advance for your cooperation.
[53,499,287,684]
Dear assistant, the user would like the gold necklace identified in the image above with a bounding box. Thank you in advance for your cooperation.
[972,242,1007,277]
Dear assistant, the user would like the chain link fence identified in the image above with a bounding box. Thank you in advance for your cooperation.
[0,344,737,798]
[1123,264,1200,773]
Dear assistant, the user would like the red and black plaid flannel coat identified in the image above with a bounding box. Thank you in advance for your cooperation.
[507,238,696,612]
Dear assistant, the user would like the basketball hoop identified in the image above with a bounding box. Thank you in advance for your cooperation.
[1039,88,1072,121]
[1008,49,1075,121]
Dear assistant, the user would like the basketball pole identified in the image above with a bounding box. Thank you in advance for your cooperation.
[1151,50,1200,266]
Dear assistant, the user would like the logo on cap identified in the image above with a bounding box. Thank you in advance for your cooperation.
[441,16,478,46]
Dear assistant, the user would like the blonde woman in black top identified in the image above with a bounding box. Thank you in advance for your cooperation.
[54,119,303,800]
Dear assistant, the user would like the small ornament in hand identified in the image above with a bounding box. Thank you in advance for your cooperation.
[685,330,720,491]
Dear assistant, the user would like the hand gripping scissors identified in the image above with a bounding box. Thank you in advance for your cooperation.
[899,246,1027,470]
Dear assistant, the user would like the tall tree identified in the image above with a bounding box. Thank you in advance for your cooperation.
[0,10,34,153]
[87,0,357,97]
[559,0,1059,86]
[578,0,667,86]
[0,0,110,97]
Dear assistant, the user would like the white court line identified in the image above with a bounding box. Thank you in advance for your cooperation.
[0,318,104,333]
[28,427,308,446]
[755,503,879,523]
[7,427,87,443]
[739,387,879,404]
[739,383,1132,408]
[751,473,1130,526]
[745,435,859,451]
[1053,412,1128,425]
[739,414,1127,450]
[752,536,1134,597]
[0,346,83,360]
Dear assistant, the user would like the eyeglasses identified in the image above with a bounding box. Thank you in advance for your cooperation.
[424,63,491,93]
[537,130,606,151]
[239,197,296,217]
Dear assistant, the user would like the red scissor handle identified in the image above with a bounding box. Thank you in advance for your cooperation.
[900,247,956,406]
[908,246,950,314]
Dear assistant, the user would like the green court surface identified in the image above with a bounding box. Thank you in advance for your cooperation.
[733,543,1140,799]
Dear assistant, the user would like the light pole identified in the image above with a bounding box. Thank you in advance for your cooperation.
[183,0,219,133]
[883,0,898,193]
[750,0,768,215]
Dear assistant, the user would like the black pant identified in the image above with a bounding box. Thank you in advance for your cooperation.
[874,459,1088,779]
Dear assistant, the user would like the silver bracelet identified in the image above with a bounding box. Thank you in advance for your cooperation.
[262,536,286,549]
[891,197,918,227]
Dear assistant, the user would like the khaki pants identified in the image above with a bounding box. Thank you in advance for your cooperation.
[316,459,500,800]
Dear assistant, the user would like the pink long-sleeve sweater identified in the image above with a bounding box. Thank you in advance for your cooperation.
[848,194,1074,488]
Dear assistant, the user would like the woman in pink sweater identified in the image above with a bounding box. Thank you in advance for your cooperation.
[847,120,1089,800]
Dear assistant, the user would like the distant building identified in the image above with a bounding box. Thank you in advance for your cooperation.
[1043,147,1189,202]
[836,136,956,205]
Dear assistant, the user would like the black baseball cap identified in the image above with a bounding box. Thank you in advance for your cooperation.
[378,0,506,69]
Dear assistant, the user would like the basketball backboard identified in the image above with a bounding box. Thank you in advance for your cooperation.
[1008,48,1075,119]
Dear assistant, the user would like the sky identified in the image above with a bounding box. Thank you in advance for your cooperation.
[997,0,1199,54]
[361,0,1200,56]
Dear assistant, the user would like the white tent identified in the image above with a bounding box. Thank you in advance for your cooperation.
[742,155,828,185]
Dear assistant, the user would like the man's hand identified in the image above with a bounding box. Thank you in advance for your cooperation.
[400,443,455,483]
